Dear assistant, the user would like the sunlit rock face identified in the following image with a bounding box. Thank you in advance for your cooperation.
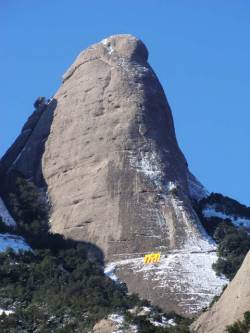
[43,34,195,257]
[1,35,225,315]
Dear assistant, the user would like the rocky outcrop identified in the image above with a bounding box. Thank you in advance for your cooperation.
[0,99,56,187]
[91,318,136,333]
[1,34,225,315]
[91,319,118,333]
[192,251,250,333]
[42,35,209,258]
[42,34,191,255]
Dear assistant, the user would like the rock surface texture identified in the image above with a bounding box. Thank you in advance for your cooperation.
[91,316,137,333]
[0,35,226,316]
[91,319,119,333]
[192,251,250,333]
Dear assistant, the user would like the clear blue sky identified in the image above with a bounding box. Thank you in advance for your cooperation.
[1,1,249,205]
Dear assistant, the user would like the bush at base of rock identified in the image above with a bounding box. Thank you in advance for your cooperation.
[226,311,250,333]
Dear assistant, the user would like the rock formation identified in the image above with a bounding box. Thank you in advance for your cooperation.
[91,319,118,333]
[0,34,226,316]
[192,251,250,333]
[0,98,56,188]
[91,317,137,333]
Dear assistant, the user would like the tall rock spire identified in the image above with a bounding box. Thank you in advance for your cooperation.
[43,34,192,256]
[1,35,224,315]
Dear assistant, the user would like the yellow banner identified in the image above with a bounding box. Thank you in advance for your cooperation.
[143,252,161,264]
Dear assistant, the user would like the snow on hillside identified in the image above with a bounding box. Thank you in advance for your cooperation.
[203,205,250,229]
[149,316,176,328]
[0,197,16,226]
[0,197,30,252]
[108,314,138,332]
[107,312,176,332]
[0,233,30,252]
[0,309,14,316]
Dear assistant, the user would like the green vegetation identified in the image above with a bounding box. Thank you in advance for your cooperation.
[212,222,250,279]
[193,193,250,280]
[0,248,139,332]
[133,316,191,333]
[33,96,47,110]
[226,312,250,333]
[8,177,49,239]
[7,177,78,251]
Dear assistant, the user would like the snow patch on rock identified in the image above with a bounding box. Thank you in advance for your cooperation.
[105,197,227,315]
[102,38,114,55]
[0,197,16,227]
[104,262,120,283]
[0,308,14,316]
[0,233,30,252]
[126,149,226,313]
[107,311,176,332]
[106,249,227,315]
[167,181,178,193]
[129,150,164,189]
[171,196,216,252]
[10,145,27,168]
[149,316,176,328]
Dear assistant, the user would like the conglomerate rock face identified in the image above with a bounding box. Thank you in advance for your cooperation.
[192,251,250,333]
[0,35,225,315]
[42,34,198,257]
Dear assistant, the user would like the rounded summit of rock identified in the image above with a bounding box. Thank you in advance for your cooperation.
[101,34,149,61]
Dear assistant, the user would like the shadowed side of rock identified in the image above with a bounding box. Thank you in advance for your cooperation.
[0,99,57,194]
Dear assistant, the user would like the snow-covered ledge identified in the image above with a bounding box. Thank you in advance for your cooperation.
[0,197,16,227]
